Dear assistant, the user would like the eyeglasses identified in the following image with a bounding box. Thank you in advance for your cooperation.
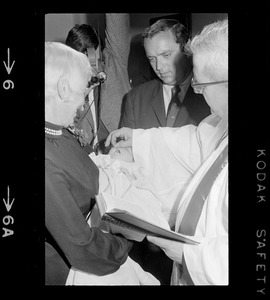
[191,77,228,94]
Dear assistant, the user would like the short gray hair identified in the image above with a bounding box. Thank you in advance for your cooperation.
[187,19,228,81]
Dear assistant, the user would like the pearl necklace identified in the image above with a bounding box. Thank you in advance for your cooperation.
[45,127,62,136]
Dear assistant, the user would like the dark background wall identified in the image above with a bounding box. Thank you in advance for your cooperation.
[45,13,227,41]
[45,13,227,88]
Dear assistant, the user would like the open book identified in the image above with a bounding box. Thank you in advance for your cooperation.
[95,192,199,245]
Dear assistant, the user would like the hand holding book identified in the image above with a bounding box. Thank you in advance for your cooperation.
[95,192,199,245]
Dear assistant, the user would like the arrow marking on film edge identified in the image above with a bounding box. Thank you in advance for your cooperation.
[3,186,15,212]
[3,48,15,75]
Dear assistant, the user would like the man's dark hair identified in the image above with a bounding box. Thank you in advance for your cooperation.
[142,19,190,53]
[66,24,99,53]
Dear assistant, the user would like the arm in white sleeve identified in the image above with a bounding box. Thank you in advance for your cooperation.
[132,126,201,196]
[132,126,202,225]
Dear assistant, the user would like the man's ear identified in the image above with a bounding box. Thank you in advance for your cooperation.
[57,77,71,101]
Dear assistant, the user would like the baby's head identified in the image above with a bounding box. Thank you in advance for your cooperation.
[109,147,134,163]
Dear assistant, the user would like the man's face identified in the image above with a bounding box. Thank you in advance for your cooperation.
[144,30,190,86]
[193,53,228,119]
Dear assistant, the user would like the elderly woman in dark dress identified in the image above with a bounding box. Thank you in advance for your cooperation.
[45,42,158,285]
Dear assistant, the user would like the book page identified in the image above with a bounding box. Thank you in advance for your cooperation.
[97,192,170,231]
[95,193,199,245]
[109,212,199,245]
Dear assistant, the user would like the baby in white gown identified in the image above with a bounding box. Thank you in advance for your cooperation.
[89,147,170,231]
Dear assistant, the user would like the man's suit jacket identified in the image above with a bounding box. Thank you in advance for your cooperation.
[120,79,211,129]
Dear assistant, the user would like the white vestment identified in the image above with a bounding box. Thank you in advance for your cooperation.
[132,114,228,285]
[66,255,159,285]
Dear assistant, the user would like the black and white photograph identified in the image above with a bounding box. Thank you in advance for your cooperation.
[0,5,269,297]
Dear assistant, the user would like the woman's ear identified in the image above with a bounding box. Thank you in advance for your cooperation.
[57,77,71,101]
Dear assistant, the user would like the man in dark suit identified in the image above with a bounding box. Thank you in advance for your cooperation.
[120,18,210,129]
[119,18,211,285]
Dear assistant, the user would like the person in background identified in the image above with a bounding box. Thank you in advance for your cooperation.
[66,13,131,152]
[45,41,158,285]
[106,18,229,285]
[119,18,210,130]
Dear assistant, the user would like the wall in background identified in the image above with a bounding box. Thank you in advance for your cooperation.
[45,13,227,87]
[45,13,227,42]
[192,13,228,36]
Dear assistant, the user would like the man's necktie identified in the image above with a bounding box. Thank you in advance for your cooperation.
[166,85,181,127]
